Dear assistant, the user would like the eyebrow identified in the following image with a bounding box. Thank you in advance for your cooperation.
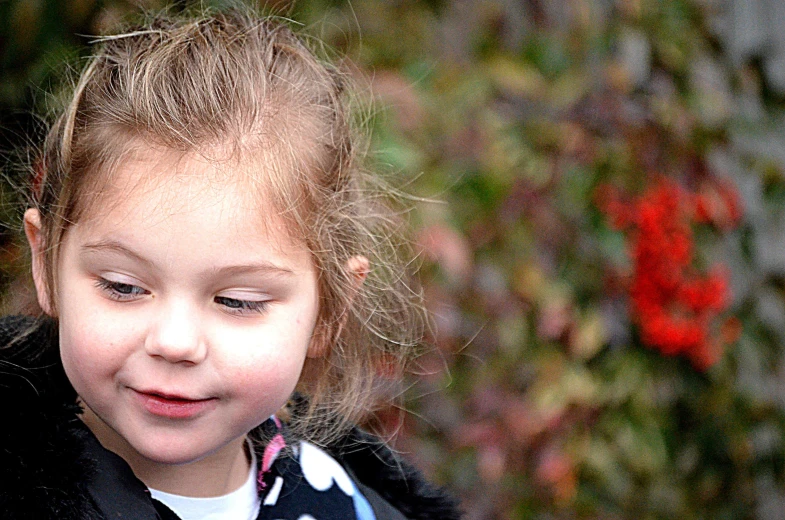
[80,240,295,277]
[81,240,153,268]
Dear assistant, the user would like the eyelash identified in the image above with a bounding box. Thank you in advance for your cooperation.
[95,278,270,315]
[214,296,269,315]
[95,278,148,301]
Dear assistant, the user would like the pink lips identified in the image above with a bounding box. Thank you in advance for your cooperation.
[134,390,217,419]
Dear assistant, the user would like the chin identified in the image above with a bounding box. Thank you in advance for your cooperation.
[143,450,202,466]
[130,435,221,466]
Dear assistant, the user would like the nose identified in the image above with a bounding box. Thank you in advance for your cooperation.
[144,299,206,364]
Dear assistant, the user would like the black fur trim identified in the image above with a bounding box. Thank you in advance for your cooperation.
[330,428,463,520]
[0,316,101,519]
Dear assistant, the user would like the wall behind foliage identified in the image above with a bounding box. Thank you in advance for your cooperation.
[4,1,785,518]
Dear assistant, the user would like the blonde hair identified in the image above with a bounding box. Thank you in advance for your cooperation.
[29,6,426,445]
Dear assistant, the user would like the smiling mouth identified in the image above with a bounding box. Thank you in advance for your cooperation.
[133,390,217,419]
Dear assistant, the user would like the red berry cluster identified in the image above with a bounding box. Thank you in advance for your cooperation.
[597,178,741,370]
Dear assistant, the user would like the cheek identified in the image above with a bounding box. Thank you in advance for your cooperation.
[223,356,305,425]
[222,328,314,399]
[233,361,302,398]
[59,326,109,386]
[57,308,135,385]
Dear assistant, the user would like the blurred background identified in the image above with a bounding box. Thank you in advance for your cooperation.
[4,0,785,518]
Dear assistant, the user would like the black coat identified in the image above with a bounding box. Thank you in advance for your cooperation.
[0,316,461,520]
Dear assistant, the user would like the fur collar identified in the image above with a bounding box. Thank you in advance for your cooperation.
[0,316,100,518]
[0,316,461,519]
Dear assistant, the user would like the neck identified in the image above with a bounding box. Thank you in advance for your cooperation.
[131,437,251,497]
[80,404,252,497]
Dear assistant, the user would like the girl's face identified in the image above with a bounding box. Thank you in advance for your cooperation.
[27,149,320,492]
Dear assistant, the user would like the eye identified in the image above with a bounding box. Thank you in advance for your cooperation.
[95,277,149,301]
[214,296,269,315]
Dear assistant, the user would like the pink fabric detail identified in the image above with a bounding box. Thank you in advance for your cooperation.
[257,433,286,491]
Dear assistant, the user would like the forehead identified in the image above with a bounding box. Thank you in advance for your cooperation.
[77,145,305,257]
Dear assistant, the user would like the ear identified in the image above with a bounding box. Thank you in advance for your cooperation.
[345,255,370,286]
[306,255,369,359]
[24,208,54,316]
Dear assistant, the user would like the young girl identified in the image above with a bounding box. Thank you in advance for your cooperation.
[0,6,460,520]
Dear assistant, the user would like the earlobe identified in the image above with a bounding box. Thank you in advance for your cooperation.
[24,208,53,315]
[306,255,370,359]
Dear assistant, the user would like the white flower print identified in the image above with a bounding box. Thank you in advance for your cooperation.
[299,441,355,496]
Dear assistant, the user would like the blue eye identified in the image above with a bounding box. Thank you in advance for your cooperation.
[95,278,148,300]
[214,296,269,314]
